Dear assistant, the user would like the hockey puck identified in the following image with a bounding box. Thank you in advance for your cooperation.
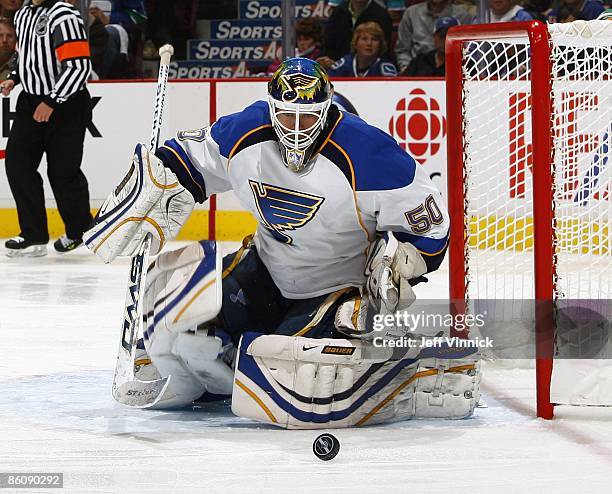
[312,433,340,461]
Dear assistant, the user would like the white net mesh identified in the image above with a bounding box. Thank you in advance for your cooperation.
[549,21,612,302]
[459,21,612,355]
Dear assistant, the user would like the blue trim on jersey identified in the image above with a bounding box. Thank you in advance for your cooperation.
[165,138,198,175]
[210,100,272,159]
[393,231,449,255]
[156,141,207,203]
[330,112,416,191]
[393,230,449,274]
[165,138,206,192]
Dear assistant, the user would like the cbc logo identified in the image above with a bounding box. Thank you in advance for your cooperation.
[388,88,447,165]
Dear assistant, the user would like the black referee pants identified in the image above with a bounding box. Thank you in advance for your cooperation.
[5,89,93,243]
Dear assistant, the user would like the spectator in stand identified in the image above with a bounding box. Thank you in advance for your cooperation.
[328,21,397,76]
[403,16,457,76]
[89,0,147,78]
[482,0,534,22]
[466,0,535,79]
[522,0,552,21]
[395,0,471,73]
[64,0,109,79]
[548,0,605,22]
[327,0,388,11]
[144,0,195,61]
[268,18,322,74]
[0,0,22,22]
[386,0,407,23]
[0,17,15,81]
[320,0,393,67]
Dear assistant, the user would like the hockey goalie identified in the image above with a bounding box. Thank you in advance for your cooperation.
[84,58,480,429]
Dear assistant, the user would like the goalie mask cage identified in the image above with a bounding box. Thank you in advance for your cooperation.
[446,20,612,419]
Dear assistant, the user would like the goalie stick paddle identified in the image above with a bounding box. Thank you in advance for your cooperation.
[112,45,175,408]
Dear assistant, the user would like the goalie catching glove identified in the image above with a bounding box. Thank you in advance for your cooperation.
[365,235,427,314]
[84,144,195,263]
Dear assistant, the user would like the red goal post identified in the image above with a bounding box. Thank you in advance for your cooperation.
[445,20,612,419]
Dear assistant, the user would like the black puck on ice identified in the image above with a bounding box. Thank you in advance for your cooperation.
[312,433,340,461]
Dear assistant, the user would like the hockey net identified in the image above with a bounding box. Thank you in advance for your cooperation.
[446,20,612,418]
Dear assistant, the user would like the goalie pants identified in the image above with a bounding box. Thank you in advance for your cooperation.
[4,90,93,243]
[219,246,357,345]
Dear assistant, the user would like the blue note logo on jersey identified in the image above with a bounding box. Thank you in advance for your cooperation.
[249,180,324,244]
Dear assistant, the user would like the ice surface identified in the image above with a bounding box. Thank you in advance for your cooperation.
[1,243,611,493]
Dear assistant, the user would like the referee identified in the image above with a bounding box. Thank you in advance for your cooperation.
[1,0,93,257]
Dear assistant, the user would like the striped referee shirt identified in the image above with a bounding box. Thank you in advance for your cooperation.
[10,0,91,107]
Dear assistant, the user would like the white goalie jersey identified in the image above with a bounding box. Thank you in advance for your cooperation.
[155,101,449,298]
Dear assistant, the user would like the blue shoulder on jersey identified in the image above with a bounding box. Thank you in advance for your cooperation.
[324,111,416,191]
[210,100,273,159]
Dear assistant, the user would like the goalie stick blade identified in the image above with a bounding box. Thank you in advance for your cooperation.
[113,376,171,408]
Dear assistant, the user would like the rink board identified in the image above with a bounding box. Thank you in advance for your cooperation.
[0,78,609,245]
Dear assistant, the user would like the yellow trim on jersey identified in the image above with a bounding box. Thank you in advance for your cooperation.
[328,139,372,245]
[235,378,278,423]
[416,237,449,257]
[222,243,248,279]
[315,111,344,155]
[292,287,354,337]
[351,295,362,328]
[356,364,476,426]
[228,124,274,161]
[159,145,205,200]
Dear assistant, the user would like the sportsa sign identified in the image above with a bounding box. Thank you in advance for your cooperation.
[188,39,282,61]
[239,0,332,19]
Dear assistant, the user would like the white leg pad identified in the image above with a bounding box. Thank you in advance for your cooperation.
[232,333,481,429]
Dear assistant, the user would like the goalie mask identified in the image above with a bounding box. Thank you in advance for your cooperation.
[268,57,334,173]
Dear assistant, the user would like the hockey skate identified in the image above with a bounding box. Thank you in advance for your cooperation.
[53,235,83,253]
[5,236,47,258]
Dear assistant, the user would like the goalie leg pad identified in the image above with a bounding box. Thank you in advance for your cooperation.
[140,241,229,408]
[231,333,481,429]
[143,240,222,340]
[84,144,195,263]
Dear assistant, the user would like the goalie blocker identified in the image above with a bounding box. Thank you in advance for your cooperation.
[83,144,195,263]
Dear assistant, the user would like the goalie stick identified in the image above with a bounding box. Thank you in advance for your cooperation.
[111,45,175,408]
